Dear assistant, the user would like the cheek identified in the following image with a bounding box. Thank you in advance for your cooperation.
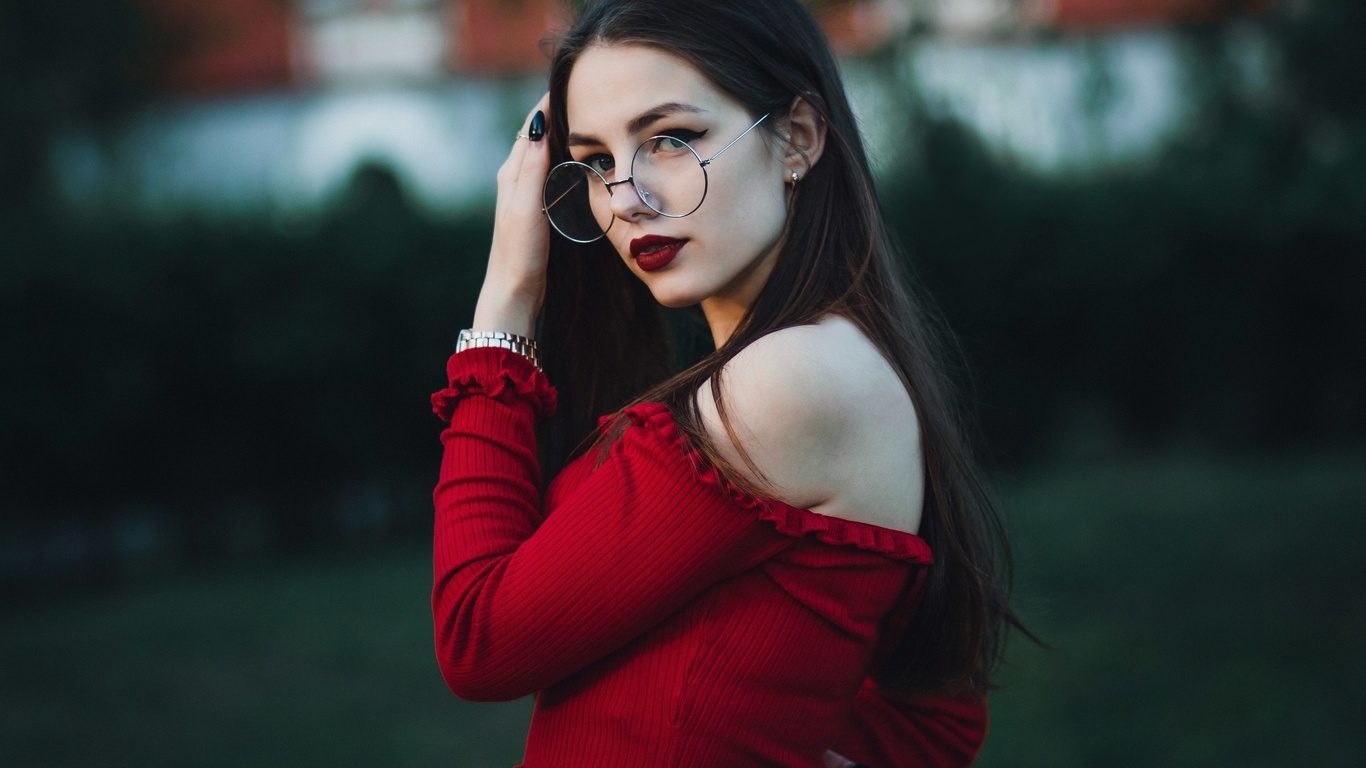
[607,231,631,263]
[705,168,788,247]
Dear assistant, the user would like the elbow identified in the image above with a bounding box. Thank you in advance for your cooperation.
[434,635,538,702]
[438,661,538,703]
[432,576,542,701]
[439,668,521,703]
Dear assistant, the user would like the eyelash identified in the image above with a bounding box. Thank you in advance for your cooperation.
[578,128,710,170]
[659,128,707,144]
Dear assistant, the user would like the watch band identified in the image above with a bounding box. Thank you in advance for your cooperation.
[456,329,541,370]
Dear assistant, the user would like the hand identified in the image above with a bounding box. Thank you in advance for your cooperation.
[472,93,552,338]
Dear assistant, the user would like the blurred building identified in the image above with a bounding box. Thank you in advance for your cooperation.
[53,0,564,221]
[835,0,1273,171]
[138,0,561,91]
[50,0,1273,220]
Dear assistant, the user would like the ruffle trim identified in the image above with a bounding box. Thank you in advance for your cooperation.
[607,402,933,564]
[431,347,557,421]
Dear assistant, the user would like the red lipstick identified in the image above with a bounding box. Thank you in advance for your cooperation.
[630,235,686,272]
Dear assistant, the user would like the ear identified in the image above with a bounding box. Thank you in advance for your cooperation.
[780,96,826,180]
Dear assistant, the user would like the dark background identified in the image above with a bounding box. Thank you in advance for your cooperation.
[2,1,1363,766]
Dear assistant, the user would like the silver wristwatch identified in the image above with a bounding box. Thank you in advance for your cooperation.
[456,329,541,370]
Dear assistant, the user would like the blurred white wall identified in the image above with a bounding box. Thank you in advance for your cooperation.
[49,20,1270,220]
[910,29,1191,171]
[51,78,543,222]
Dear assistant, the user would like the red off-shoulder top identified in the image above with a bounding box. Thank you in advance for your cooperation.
[432,348,986,767]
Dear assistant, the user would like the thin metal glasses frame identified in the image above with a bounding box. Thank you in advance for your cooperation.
[543,113,770,243]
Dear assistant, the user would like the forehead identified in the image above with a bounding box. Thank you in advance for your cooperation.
[565,44,730,135]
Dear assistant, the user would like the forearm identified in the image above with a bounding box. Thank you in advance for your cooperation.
[471,280,540,338]
[470,95,549,339]
[431,348,554,700]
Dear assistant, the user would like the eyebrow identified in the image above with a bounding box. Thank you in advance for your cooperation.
[566,102,708,147]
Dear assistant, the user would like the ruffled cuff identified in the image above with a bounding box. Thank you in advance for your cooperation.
[431,347,557,422]
[608,403,933,564]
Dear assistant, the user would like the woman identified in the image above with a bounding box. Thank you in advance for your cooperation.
[431,1,1024,765]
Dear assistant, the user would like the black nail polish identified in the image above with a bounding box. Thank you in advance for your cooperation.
[529,110,545,142]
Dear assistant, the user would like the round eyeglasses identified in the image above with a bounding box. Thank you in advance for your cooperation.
[542,113,770,243]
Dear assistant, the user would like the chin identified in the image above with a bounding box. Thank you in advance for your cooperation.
[646,287,705,309]
[635,275,708,309]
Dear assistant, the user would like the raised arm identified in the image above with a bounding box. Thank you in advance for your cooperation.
[431,349,791,701]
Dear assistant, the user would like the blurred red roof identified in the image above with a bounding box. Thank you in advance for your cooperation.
[451,0,567,75]
[136,0,1277,95]
[138,0,569,94]
[1047,0,1274,31]
[815,0,1276,54]
[815,1,908,56]
[140,0,292,95]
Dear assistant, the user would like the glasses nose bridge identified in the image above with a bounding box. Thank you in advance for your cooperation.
[603,176,636,194]
[602,172,656,216]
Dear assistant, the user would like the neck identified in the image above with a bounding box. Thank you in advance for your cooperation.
[699,236,787,348]
[700,297,746,348]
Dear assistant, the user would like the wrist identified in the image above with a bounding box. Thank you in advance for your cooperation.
[455,329,541,370]
[472,282,540,339]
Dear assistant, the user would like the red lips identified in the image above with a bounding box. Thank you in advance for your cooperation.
[630,235,687,272]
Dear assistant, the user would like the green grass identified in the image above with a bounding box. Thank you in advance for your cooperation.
[3,452,1363,767]
[0,549,533,768]
[977,451,1366,768]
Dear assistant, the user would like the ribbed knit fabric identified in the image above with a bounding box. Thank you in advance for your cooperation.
[433,348,987,767]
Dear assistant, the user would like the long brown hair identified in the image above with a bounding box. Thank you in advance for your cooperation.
[538,0,1026,697]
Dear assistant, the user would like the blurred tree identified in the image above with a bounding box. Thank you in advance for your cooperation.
[1152,0,1366,445]
[0,0,150,210]
[879,0,1366,461]
[2,0,1362,593]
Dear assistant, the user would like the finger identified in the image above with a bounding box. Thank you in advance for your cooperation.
[499,93,552,207]
[509,92,550,147]
[512,95,553,217]
[524,92,550,134]
[500,95,548,178]
[509,136,550,227]
[517,110,549,182]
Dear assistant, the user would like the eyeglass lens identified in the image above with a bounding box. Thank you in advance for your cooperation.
[543,137,709,243]
[543,164,613,243]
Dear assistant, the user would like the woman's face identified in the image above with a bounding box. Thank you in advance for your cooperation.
[564,44,791,329]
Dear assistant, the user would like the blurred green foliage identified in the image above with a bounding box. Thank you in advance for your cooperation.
[0,0,149,208]
[883,2,1366,462]
[1,2,1363,574]
[1,172,489,544]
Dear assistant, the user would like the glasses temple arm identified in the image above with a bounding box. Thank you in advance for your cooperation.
[699,113,770,167]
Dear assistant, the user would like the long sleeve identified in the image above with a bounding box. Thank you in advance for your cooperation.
[831,678,988,768]
[430,347,792,702]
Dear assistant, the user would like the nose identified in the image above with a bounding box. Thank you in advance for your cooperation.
[607,177,656,223]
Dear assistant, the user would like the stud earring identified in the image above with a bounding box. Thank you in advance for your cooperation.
[790,171,801,184]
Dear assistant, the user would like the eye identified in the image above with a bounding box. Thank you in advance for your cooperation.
[582,153,615,176]
[644,129,707,154]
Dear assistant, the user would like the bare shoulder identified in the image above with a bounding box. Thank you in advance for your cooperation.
[697,316,925,532]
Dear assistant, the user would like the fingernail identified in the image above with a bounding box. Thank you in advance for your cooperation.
[529,110,545,142]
